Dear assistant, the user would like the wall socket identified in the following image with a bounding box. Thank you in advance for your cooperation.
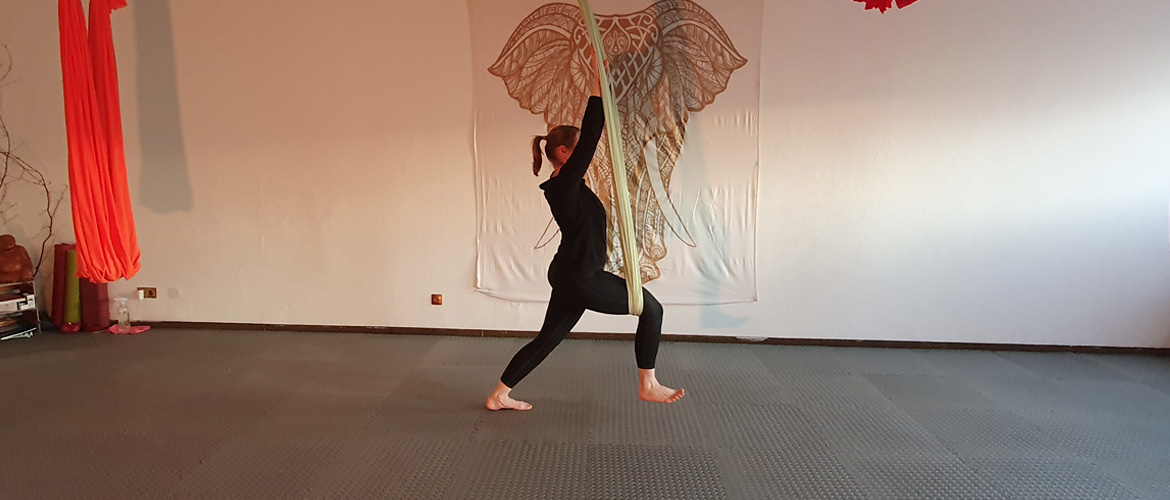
[138,287,158,299]
[431,294,443,306]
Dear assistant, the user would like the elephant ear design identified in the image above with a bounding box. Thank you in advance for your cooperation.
[488,3,592,129]
[490,0,747,281]
[649,0,746,115]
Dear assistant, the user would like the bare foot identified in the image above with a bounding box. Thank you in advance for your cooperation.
[639,383,685,404]
[485,381,532,411]
[486,393,533,411]
[637,368,685,404]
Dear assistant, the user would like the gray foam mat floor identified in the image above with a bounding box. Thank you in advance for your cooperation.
[1,329,1168,499]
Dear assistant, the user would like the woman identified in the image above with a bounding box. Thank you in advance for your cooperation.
[486,55,684,411]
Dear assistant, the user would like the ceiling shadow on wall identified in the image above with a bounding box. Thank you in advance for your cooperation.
[133,0,193,214]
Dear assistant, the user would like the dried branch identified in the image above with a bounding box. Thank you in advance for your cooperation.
[0,44,12,88]
[0,47,66,277]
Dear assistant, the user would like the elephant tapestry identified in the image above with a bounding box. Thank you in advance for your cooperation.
[471,0,760,305]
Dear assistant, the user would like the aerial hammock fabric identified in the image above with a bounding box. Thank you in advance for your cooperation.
[855,0,920,13]
[57,0,141,283]
[577,0,644,316]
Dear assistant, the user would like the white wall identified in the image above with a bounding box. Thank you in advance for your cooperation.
[1,0,1167,347]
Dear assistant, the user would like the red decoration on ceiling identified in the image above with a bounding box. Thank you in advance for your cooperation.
[855,0,920,13]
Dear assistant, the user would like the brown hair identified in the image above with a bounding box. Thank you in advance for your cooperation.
[531,125,580,176]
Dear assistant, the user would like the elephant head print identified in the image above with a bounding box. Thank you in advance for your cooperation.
[489,0,747,282]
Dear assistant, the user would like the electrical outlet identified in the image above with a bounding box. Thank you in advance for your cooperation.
[138,287,158,299]
[431,294,443,306]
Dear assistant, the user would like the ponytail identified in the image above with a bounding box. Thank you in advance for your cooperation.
[529,126,580,177]
[532,135,546,176]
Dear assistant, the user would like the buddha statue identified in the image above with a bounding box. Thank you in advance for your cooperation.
[0,234,35,283]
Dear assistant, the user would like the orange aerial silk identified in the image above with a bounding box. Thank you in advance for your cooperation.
[57,0,141,283]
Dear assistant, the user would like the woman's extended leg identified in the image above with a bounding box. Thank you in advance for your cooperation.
[487,287,585,410]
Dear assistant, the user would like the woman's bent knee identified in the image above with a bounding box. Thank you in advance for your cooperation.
[642,291,663,318]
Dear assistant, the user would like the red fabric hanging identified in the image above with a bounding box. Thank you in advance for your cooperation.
[58,0,141,283]
[855,0,920,13]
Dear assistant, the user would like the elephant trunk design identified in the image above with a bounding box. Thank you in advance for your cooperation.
[490,0,746,281]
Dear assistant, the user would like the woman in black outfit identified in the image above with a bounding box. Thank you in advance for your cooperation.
[486,56,684,411]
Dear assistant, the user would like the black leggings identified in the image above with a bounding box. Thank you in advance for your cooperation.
[499,270,664,388]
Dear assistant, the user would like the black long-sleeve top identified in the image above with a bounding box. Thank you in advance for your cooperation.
[540,96,606,279]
